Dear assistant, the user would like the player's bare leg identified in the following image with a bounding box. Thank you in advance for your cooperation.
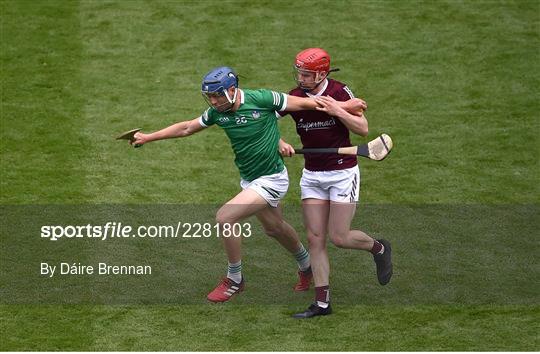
[256,204,312,291]
[294,200,393,317]
[216,188,269,261]
[208,189,269,303]
[293,198,332,318]
[256,205,301,253]
[302,199,330,287]
[328,202,374,250]
[327,202,393,286]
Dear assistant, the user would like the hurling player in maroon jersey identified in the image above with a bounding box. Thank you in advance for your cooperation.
[278,48,393,318]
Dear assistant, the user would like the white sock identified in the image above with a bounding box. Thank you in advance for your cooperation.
[227,261,242,283]
[293,244,311,271]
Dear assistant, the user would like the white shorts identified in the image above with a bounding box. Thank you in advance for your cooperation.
[240,167,289,208]
[300,165,360,203]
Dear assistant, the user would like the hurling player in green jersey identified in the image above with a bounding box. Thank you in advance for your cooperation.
[132,66,366,303]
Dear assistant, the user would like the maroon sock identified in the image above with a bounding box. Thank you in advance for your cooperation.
[370,240,383,255]
[315,285,330,304]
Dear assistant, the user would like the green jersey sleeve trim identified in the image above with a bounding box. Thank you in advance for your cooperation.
[271,91,287,111]
[198,116,208,128]
[200,108,215,127]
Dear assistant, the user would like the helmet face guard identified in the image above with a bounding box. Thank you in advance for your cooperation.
[293,67,328,91]
[201,67,239,111]
[201,86,238,111]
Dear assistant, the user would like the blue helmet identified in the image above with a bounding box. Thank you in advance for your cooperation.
[201,66,238,94]
[201,66,239,110]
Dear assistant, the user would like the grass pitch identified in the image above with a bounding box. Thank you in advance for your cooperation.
[1,0,539,351]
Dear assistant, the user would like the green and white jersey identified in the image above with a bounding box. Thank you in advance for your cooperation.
[199,89,287,182]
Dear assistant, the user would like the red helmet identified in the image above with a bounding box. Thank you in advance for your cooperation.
[294,48,335,91]
[295,48,331,73]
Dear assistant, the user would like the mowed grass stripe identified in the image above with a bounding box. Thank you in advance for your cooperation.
[89,304,540,351]
[1,1,89,204]
[78,0,240,203]
[1,304,537,351]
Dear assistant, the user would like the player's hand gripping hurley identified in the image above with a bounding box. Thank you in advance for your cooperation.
[116,128,143,148]
[294,134,393,161]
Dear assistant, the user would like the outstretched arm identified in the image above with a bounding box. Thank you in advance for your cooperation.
[314,96,368,136]
[131,117,205,146]
[285,95,367,115]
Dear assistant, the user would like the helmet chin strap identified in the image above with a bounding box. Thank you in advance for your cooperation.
[224,87,238,105]
[301,73,327,93]
[214,88,237,112]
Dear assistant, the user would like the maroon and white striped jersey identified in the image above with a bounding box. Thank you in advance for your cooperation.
[280,79,358,171]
